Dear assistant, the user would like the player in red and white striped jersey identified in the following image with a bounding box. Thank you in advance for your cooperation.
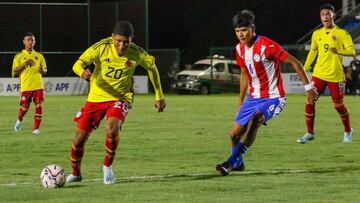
[216,10,318,176]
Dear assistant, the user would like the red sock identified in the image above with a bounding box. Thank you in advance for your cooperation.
[34,105,42,129]
[104,136,120,167]
[335,105,351,132]
[305,103,315,134]
[18,106,28,121]
[70,143,84,176]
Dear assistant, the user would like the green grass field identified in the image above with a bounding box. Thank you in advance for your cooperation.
[0,94,359,202]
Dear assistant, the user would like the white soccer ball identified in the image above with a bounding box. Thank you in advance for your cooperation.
[40,164,66,188]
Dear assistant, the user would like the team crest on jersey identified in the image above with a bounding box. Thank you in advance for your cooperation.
[125,60,135,67]
[332,35,338,41]
[253,54,261,62]
[35,56,39,60]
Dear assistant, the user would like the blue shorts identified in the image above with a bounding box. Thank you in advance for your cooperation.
[235,96,286,126]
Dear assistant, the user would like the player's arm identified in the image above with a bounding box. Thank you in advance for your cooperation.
[303,33,318,72]
[147,63,166,112]
[330,31,355,57]
[303,49,317,72]
[73,60,92,80]
[13,59,34,76]
[238,67,248,108]
[73,48,96,80]
[138,50,165,112]
[283,54,318,104]
[39,55,47,75]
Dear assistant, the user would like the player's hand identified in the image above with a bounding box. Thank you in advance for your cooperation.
[306,89,318,105]
[81,69,92,80]
[39,65,47,74]
[154,99,166,112]
[24,59,34,67]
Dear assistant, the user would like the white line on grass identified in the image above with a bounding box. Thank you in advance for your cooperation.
[0,168,345,188]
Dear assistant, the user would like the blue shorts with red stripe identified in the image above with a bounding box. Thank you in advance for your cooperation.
[235,96,286,126]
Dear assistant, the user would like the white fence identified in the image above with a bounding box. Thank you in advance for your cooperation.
[0,76,149,96]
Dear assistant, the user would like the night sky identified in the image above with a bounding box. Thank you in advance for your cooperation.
[0,0,345,76]
[148,0,342,63]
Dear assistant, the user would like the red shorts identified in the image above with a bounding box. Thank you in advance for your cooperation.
[74,100,129,132]
[312,76,345,101]
[19,89,45,106]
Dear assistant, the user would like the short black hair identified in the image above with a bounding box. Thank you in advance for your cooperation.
[320,3,335,12]
[233,10,255,28]
[24,32,34,38]
[113,21,134,37]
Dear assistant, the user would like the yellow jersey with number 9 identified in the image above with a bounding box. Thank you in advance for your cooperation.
[310,26,354,82]
[74,37,161,105]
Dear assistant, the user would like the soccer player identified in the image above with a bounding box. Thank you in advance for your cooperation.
[215,10,318,176]
[12,32,47,135]
[66,21,166,184]
[297,4,356,144]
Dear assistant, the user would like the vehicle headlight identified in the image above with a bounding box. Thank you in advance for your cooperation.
[187,75,199,80]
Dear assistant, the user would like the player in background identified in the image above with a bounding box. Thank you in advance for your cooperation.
[12,32,47,135]
[297,4,356,144]
[66,21,166,184]
[216,10,318,176]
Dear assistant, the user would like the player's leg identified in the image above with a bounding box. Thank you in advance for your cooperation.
[14,104,29,132]
[216,98,255,175]
[298,77,326,143]
[103,101,129,184]
[32,102,42,134]
[67,128,91,183]
[328,81,353,143]
[32,89,44,134]
[103,117,122,184]
[14,91,32,132]
[228,112,265,164]
[67,101,105,183]
[216,113,265,176]
[229,123,247,170]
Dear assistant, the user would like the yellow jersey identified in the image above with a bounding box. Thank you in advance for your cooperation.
[304,25,355,82]
[12,50,47,91]
[73,37,164,105]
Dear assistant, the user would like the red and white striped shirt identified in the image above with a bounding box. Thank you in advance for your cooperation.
[236,35,288,98]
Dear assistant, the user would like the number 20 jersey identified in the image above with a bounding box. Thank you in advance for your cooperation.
[235,35,289,98]
[76,37,156,104]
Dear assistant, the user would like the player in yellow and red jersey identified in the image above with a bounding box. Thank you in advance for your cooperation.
[297,4,356,144]
[66,21,166,185]
[12,32,47,135]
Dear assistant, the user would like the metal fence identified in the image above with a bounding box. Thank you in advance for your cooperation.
[0,0,148,77]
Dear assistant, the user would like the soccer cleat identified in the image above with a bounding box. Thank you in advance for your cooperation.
[66,174,82,183]
[14,120,22,132]
[32,129,40,135]
[103,165,116,184]
[297,133,315,144]
[232,162,245,172]
[215,161,233,176]
[343,128,354,143]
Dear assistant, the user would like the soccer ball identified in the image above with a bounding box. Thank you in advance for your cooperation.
[40,164,66,188]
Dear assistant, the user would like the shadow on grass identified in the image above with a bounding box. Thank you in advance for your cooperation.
[112,165,360,184]
[2,166,359,188]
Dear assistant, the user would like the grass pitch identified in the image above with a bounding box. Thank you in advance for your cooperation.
[0,94,359,202]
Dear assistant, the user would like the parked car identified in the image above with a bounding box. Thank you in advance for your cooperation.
[171,56,241,94]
